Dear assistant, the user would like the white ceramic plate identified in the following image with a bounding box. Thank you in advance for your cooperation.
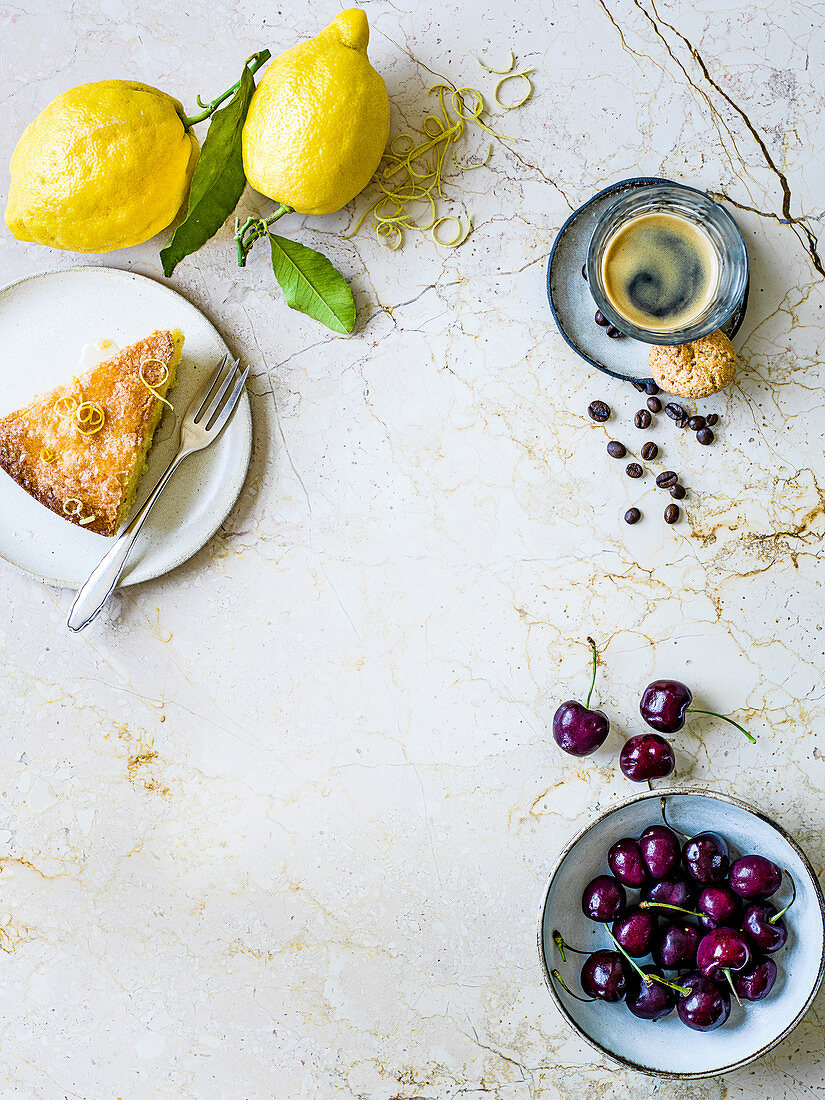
[537,788,825,1078]
[0,267,251,588]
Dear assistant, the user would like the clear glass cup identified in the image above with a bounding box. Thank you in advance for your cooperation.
[586,181,748,346]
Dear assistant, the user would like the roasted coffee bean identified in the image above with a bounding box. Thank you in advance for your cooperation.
[624,507,642,525]
[665,402,686,421]
[607,440,627,458]
[635,409,652,429]
[631,380,646,393]
[706,413,719,427]
[595,310,609,327]
[641,442,659,461]
[645,381,660,396]
[670,484,686,500]
[626,462,644,479]
[696,428,715,445]
[664,504,680,524]
[606,325,624,339]
[588,400,611,422]
[688,415,706,431]
[647,396,662,413]
[656,470,679,489]
[582,263,588,280]
[676,417,689,429]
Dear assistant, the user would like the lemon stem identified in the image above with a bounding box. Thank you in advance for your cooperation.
[234,206,293,266]
[182,50,271,128]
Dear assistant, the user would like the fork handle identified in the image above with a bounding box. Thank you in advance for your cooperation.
[67,450,188,632]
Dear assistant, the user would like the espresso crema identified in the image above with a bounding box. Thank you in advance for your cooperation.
[601,212,719,332]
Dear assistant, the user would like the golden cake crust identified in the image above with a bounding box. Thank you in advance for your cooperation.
[649,330,737,399]
[0,330,181,536]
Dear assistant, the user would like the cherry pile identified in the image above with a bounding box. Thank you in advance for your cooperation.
[552,639,755,779]
[551,799,795,1030]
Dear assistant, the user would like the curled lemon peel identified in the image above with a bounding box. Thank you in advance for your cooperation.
[63,498,96,525]
[40,447,57,464]
[472,49,515,74]
[349,62,529,251]
[432,216,473,247]
[72,401,105,435]
[493,69,535,109]
[54,395,78,417]
[139,359,174,410]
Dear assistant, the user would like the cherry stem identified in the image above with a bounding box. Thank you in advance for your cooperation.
[234,205,293,266]
[639,901,702,919]
[724,967,742,1007]
[551,969,596,1002]
[602,924,648,982]
[770,872,796,923]
[688,708,756,744]
[584,637,598,710]
[552,930,590,962]
[602,924,690,995]
[181,50,271,128]
[659,795,690,839]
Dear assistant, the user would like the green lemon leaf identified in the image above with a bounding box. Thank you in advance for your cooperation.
[160,51,269,277]
[267,232,356,334]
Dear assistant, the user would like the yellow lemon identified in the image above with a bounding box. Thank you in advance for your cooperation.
[242,9,390,216]
[5,80,198,253]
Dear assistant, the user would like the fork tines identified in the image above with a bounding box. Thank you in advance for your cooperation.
[192,355,248,432]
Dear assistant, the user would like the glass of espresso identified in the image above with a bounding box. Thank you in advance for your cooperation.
[586,181,748,345]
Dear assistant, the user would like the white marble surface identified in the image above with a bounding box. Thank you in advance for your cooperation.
[1,1,824,1097]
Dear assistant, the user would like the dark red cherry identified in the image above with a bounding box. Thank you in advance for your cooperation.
[580,949,629,1001]
[640,679,692,733]
[552,639,609,756]
[653,921,702,970]
[639,824,681,879]
[677,972,731,1031]
[697,885,741,930]
[619,734,675,781]
[683,832,729,884]
[608,838,648,888]
[582,875,626,922]
[729,855,782,900]
[612,905,657,957]
[641,877,696,909]
[741,902,788,953]
[626,965,676,1020]
[553,701,609,756]
[640,679,755,742]
[732,957,778,1001]
[696,927,751,980]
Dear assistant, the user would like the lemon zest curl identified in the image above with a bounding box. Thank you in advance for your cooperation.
[348,74,527,251]
[63,498,96,526]
[139,359,173,410]
[472,49,516,74]
[54,396,78,417]
[72,401,105,435]
[493,69,535,110]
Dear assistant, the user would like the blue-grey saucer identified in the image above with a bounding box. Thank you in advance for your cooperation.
[546,178,750,384]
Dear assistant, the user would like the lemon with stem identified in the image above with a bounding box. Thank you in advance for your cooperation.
[242,9,390,217]
[6,81,201,253]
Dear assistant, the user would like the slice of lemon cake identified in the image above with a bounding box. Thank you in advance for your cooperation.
[0,329,183,536]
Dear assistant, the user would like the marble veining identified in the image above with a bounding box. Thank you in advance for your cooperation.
[0,0,823,1096]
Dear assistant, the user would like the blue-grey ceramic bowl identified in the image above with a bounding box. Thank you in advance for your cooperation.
[537,787,825,1078]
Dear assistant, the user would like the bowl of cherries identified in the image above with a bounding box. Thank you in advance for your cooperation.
[537,789,825,1077]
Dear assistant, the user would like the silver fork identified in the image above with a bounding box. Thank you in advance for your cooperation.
[67,354,250,632]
